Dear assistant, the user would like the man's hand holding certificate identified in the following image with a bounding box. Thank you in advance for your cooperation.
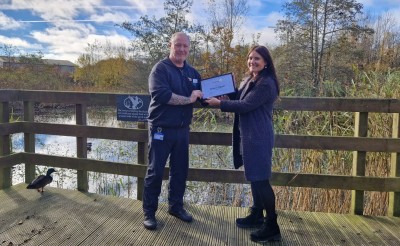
[201,73,235,99]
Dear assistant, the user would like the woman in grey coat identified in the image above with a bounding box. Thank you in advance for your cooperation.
[205,45,280,243]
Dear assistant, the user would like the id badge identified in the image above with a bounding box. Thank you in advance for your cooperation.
[192,78,199,90]
[154,127,164,140]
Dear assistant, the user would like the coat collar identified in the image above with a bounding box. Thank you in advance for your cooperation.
[239,77,257,100]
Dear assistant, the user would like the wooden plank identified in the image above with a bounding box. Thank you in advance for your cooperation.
[4,89,400,112]
[355,215,400,245]
[0,153,23,168]
[76,104,88,192]
[389,113,400,216]
[341,214,390,244]
[275,135,400,152]
[275,97,400,113]
[189,131,231,145]
[370,216,400,243]
[20,152,149,178]
[0,185,83,244]
[106,203,149,245]
[3,152,400,192]
[0,90,19,102]
[56,195,134,245]
[23,101,36,185]
[301,211,339,245]
[136,121,147,201]
[1,184,400,245]
[0,101,11,189]
[13,90,124,105]
[326,213,376,245]
[272,173,400,192]
[14,122,400,151]
[21,122,148,142]
[351,112,368,215]
[278,210,317,245]
[0,122,23,135]
[43,193,127,245]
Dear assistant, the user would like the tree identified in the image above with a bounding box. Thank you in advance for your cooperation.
[18,52,45,74]
[367,13,400,71]
[0,44,19,70]
[276,0,370,95]
[74,41,103,87]
[202,0,249,77]
[119,0,204,70]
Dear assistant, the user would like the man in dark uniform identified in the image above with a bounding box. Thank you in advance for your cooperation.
[143,32,203,230]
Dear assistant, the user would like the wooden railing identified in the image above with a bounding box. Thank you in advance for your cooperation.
[0,89,399,217]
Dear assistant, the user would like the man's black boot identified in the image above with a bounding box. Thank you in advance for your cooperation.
[143,215,157,230]
[250,216,281,242]
[168,208,193,222]
[236,207,264,228]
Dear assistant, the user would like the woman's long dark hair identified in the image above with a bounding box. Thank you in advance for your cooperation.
[247,45,280,95]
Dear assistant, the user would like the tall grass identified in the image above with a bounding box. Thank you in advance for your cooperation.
[189,70,400,216]
[271,70,400,216]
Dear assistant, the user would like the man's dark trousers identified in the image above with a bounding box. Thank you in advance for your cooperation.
[143,126,190,216]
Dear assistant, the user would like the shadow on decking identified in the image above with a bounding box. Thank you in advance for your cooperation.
[0,184,399,246]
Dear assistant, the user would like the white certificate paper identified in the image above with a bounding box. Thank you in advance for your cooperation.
[201,73,235,99]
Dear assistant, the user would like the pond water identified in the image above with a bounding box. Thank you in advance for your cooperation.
[10,106,252,207]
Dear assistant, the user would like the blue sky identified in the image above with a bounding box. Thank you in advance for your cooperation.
[0,0,399,63]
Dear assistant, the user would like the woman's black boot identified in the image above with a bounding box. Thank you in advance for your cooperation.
[250,216,281,242]
[236,207,264,228]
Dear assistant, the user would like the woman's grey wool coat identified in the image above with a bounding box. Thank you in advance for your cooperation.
[220,75,279,181]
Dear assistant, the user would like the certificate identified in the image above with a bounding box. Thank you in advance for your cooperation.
[201,73,235,99]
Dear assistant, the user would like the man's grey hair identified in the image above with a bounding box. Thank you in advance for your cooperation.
[170,32,190,44]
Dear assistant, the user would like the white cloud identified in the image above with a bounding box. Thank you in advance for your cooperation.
[265,11,284,25]
[361,0,400,7]
[387,7,400,24]
[0,0,142,62]
[247,0,263,8]
[0,12,23,30]
[187,0,208,26]
[258,27,280,47]
[30,24,131,62]
[357,0,374,7]
[0,35,39,48]
[236,11,282,46]
[84,32,131,48]
[358,0,400,13]
[236,25,279,47]
[89,11,132,23]
[4,0,101,20]
[124,0,164,14]
[1,0,395,64]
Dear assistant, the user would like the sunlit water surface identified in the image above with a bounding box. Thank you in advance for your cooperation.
[11,107,251,207]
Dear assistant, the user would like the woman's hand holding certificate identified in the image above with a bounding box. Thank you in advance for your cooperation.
[205,95,229,107]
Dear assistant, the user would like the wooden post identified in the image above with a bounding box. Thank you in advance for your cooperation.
[389,113,400,217]
[137,121,148,201]
[0,102,12,189]
[76,104,88,192]
[24,101,36,184]
[350,112,368,215]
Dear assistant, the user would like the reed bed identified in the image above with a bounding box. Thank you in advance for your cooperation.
[187,70,400,216]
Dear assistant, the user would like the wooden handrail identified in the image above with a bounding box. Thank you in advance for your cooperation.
[3,122,400,151]
[0,89,399,216]
[1,89,400,112]
[2,152,400,192]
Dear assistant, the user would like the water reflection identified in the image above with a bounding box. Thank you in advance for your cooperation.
[12,137,138,198]
[11,107,251,207]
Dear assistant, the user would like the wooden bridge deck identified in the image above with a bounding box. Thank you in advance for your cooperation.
[0,184,399,246]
